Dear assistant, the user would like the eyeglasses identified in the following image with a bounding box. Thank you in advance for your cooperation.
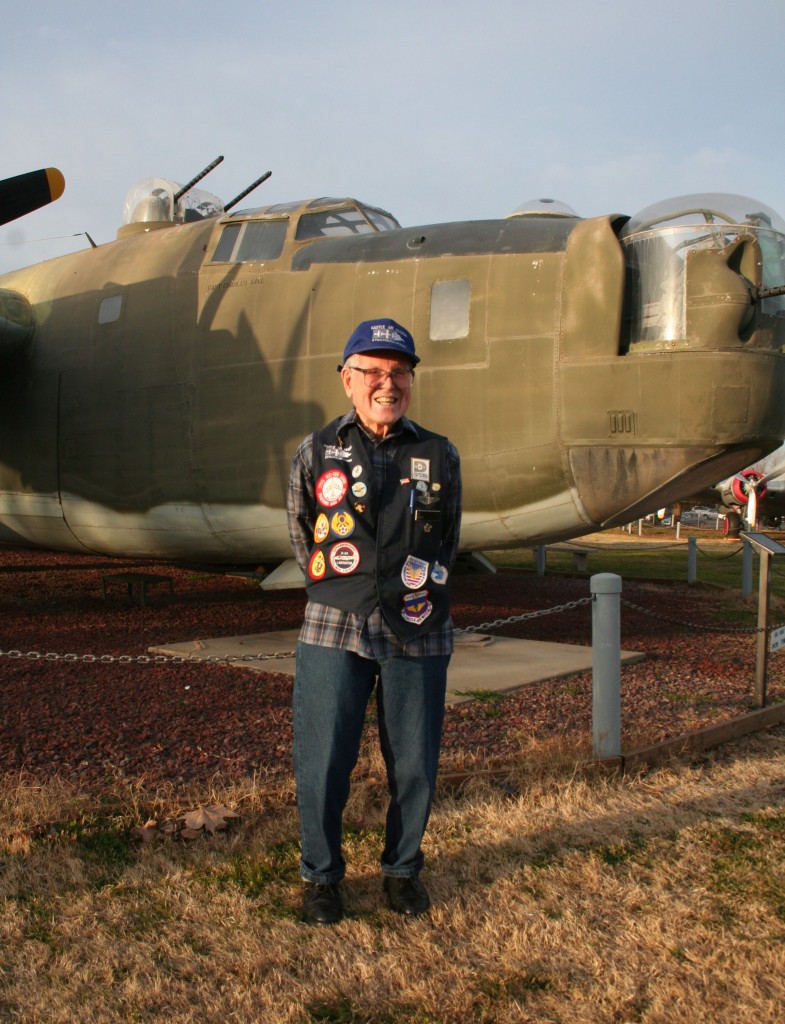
[345,365,415,389]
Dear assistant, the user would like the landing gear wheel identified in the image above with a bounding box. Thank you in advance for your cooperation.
[724,510,741,538]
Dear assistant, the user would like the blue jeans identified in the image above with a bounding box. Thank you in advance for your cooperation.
[292,642,450,884]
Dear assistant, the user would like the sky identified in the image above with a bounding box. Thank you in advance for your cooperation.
[2,0,784,275]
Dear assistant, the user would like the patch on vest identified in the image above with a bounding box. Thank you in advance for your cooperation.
[411,458,430,482]
[313,513,330,544]
[401,555,429,590]
[329,541,361,575]
[330,510,355,538]
[316,470,349,508]
[308,549,327,580]
[430,561,449,585]
[402,590,433,626]
[351,480,367,498]
[324,444,352,462]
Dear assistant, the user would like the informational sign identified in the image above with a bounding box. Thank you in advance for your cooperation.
[769,625,785,653]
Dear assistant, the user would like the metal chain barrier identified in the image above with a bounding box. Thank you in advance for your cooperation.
[695,542,744,560]
[620,597,785,635]
[557,537,782,634]
[0,584,778,664]
[456,597,593,635]
[0,597,594,665]
[0,648,296,666]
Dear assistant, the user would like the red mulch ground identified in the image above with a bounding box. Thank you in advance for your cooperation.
[1,545,782,789]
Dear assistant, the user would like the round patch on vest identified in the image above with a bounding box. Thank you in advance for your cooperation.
[351,481,367,498]
[313,513,330,544]
[329,541,361,575]
[330,510,356,538]
[351,464,363,479]
[308,548,327,581]
[402,590,433,625]
[316,470,349,508]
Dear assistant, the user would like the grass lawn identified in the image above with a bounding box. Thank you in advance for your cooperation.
[2,730,785,1023]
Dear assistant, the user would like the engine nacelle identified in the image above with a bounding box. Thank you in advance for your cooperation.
[718,469,768,508]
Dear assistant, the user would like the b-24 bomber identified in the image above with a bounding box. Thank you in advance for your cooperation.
[1,159,785,573]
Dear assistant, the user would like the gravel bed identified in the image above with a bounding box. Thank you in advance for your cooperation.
[1,545,783,790]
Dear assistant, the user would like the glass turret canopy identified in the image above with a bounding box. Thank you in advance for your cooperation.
[620,193,785,346]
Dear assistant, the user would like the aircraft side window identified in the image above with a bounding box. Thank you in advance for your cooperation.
[212,220,287,263]
[429,279,471,340]
[236,221,287,261]
[212,223,242,262]
[97,294,124,325]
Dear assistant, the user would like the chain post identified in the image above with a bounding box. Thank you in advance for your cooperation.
[535,546,546,576]
[688,537,697,584]
[591,573,622,760]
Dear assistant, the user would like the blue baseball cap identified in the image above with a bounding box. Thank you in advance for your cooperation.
[341,318,419,366]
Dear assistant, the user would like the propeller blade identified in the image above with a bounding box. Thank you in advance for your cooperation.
[0,168,65,227]
[747,486,758,528]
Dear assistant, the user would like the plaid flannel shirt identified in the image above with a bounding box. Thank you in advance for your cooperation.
[287,410,461,659]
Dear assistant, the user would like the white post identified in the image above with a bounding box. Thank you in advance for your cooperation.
[591,573,622,760]
[688,537,697,584]
[535,545,546,576]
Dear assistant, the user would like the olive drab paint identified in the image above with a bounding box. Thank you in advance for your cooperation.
[1,169,785,562]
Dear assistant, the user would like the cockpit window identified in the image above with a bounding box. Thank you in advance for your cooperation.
[212,220,287,263]
[296,208,375,240]
[295,202,400,240]
[363,208,400,232]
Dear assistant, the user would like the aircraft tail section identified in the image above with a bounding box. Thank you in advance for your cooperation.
[0,167,65,228]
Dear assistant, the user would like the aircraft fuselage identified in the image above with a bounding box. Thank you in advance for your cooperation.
[1,194,784,561]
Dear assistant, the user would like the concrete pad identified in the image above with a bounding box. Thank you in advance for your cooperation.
[150,630,645,706]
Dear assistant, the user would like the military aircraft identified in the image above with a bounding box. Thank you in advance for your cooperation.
[2,158,785,578]
[694,443,785,534]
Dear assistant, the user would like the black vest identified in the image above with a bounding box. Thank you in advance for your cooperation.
[305,416,453,641]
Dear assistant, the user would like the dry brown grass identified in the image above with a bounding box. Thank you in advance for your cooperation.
[2,729,785,1024]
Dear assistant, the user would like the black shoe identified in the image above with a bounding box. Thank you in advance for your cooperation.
[301,882,343,925]
[383,875,430,916]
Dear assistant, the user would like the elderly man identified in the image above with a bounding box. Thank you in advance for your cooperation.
[287,317,462,925]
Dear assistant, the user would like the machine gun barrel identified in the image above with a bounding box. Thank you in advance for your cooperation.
[757,283,785,301]
[224,171,272,213]
[172,155,224,204]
